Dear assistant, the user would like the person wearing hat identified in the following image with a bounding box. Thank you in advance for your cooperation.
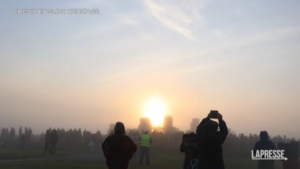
[102,122,137,169]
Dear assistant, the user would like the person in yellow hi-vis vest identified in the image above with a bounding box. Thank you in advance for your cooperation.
[139,131,152,165]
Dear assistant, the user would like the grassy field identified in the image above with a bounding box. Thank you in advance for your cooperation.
[0,148,79,160]
[0,148,285,169]
[0,157,284,169]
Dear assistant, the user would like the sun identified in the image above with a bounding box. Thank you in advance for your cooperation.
[143,97,167,126]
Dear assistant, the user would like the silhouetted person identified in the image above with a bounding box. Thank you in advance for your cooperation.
[89,134,97,153]
[196,112,228,169]
[0,138,4,148]
[95,130,102,144]
[0,139,4,148]
[278,141,300,169]
[10,127,15,141]
[50,129,58,154]
[24,127,28,143]
[21,134,26,148]
[288,141,300,169]
[44,130,51,154]
[19,127,22,138]
[1,128,5,141]
[4,128,9,141]
[102,122,137,169]
[253,131,276,169]
[15,137,21,148]
[180,132,199,169]
[139,131,152,166]
[28,128,32,143]
[78,128,82,144]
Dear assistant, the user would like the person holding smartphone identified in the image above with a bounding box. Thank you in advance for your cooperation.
[196,111,228,169]
[180,132,200,169]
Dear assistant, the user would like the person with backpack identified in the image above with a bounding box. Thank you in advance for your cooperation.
[253,131,276,169]
[180,132,200,169]
[102,122,137,169]
[196,111,228,169]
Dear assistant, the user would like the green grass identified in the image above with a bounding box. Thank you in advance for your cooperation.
[0,161,106,169]
[0,158,284,169]
[0,154,285,169]
[0,148,78,160]
[0,148,286,169]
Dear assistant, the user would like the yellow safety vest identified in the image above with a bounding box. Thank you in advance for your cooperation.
[140,134,150,147]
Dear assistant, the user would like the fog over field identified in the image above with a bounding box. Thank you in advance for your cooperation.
[0,0,299,138]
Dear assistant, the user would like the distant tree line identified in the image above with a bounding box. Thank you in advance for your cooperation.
[1,126,299,157]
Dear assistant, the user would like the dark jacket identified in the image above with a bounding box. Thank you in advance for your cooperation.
[196,117,228,169]
[278,141,300,169]
[102,134,137,169]
[253,131,276,169]
[180,133,199,169]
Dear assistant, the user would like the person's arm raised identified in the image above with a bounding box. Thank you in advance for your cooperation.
[218,113,228,145]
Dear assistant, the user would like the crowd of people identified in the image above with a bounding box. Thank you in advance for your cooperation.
[0,112,299,169]
[101,111,300,169]
[44,129,58,154]
[1,127,33,142]
[0,126,33,148]
[0,127,103,151]
[1,125,298,153]
[101,112,229,169]
[39,128,102,145]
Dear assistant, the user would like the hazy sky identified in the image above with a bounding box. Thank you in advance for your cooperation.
[0,0,299,138]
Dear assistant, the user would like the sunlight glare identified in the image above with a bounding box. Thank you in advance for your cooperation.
[143,97,167,126]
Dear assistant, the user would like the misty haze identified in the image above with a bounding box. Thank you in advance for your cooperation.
[0,0,299,169]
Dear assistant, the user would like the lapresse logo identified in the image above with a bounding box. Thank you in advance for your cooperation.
[251,150,288,161]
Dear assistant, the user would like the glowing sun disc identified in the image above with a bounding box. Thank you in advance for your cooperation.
[143,97,167,126]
